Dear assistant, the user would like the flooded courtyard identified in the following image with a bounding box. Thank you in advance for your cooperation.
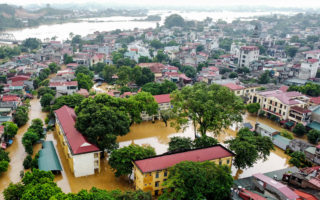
[0,97,295,196]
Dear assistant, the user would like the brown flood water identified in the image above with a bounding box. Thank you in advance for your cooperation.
[0,100,293,196]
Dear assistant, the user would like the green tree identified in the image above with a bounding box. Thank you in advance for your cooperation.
[170,82,245,136]
[40,93,53,108]
[164,14,185,28]
[138,56,150,63]
[48,62,58,73]
[109,144,156,177]
[229,72,238,78]
[37,87,56,97]
[126,92,159,125]
[196,44,204,52]
[14,106,29,126]
[292,123,306,137]
[136,68,155,86]
[150,39,163,49]
[197,63,205,72]
[75,65,94,79]
[130,66,142,83]
[307,35,319,43]
[3,182,25,200]
[255,44,266,55]
[281,129,294,140]
[168,136,193,151]
[180,65,196,79]
[290,36,299,43]
[225,128,275,169]
[75,94,131,158]
[51,93,85,116]
[102,64,117,83]
[75,73,94,91]
[22,132,39,155]
[64,56,73,64]
[1,122,18,139]
[289,151,306,168]
[156,50,166,62]
[141,82,161,95]
[193,135,219,148]
[28,119,44,138]
[307,129,320,144]
[120,86,132,95]
[159,109,174,127]
[23,155,33,169]
[258,71,270,84]
[286,46,298,58]
[270,115,277,122]
[160,80,177,94]
[159,161,233,200]
[23,38,40,49]
[246,103,260,114]
[117,66,131,86]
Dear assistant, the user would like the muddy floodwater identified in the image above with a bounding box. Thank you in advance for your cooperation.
[0,97,294,196]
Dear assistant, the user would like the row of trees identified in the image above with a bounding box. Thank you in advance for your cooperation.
[103,65,155,86]
[3,169,152,200]
[287,82,320,97]
[141,80,177,95]
[22,119,44,155]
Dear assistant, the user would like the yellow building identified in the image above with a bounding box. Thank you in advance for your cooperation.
[132,144,235,196]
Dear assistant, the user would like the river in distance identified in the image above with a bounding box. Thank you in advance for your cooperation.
[2,10,298,42]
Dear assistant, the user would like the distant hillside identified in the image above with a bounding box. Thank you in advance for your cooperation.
[32,7,70,16]
[0,4,16,17]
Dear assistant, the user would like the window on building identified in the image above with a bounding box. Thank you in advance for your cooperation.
[275,102,277,106]
[270,100,272,104]
[280,104,282,108]
[145,184,147,186]
[219,160,222,165]
[251,89,254,92]
[259,99,261,103]
[237,91,240,94]
[155,182,160,187]
[274,108,276,112]
[246,90,249,93]
[145,175,147,177]
[283,112,285,116]
[227,159,230,164]
[155,190,159,196]
[156,173,159,178]
[264,99,266,102]
[284,106,286,109]
[164,171,168,177]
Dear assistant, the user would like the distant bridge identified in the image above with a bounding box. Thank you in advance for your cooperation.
[0,33,22,43]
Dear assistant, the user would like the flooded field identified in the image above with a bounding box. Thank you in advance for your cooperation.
[0,98,294,196]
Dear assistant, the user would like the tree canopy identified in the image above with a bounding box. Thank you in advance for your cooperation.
[75,65,94,79]
[108,144,156,177]
[102,65,118,83]
[246,103,260,114]
[75,73,94,91]
[258,71,270,84]
[159,161,233,200]
[287,82,320,97]
[225,128,275,169]
[74,94,131,157]
[14,106,29,127]
[292,123,306,137]
[170,82,245,136]
[141,80,177,95]
[168,137,194,151]
[0,149,10,175]
[164,14,185,28]
[180,65,196,79]
[307,129,320,144]
[1,122,18,139]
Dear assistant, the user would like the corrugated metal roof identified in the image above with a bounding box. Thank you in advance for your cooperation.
[272,134,291,146]
[134,145,235,173]
[312,106,320,115]
[38,141,62,171]
[305,147,316,154]
[307,121,320,131]
[153,94,171,104]
[257,123,278,134]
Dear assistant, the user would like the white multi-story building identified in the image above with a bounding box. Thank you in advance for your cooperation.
[230,42,246,56]
[298,59,319,79]
[49,81,78,95]
[145,32,154,41]
[98,44,111,54]
[55,105,101,178]
[238,46,260,68]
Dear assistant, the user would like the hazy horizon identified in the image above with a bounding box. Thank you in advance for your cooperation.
[1,0,320,8]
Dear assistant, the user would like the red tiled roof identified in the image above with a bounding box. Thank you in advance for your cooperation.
[50,41,61,43]
[11,82,24,86]
[294,190,317,200]
[179,74,192,81]
[8,75,30,82]
[223,83,245,90]
[49,81,78,87]
[77,89,89,96]
[121,92,133,98]
[207,66,219,71]
[66,63,79,67]
[138,63,165,68]
[148,66,162,73]
[279,85,289,92]
[55,106,99,154]
[309,96,320,104]
[290,106,311,114]
[306,59,319,64]
[153,94,171,104]
[0,126,4,134]
[134,145,235,173]
[57,72,75,76]
[163,72,180,77]
[2,95,20,102]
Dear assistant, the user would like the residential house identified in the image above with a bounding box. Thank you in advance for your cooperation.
[298,59,319,79]
[141,94,172,121]
[288,106,312,125]
[133,145,235,196]
[255,123,279,138]
[98,44,111,54]
[222,83,245,96]
[252,173,299,200]
[272,134,291,151]
[77,89,89,97]
[49,81,78,95]
[0,95,21,109]
[289,139,313,152]
[289,167,320,192]
[54,106,101,177]
[145,32,154,41]
[91,54,105,65]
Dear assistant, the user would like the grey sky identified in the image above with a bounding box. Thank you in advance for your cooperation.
[0,0,318,7]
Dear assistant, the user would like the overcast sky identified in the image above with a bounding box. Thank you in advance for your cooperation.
[0,0,319,8]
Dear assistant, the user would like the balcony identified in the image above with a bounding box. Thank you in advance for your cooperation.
[262,108,282,117]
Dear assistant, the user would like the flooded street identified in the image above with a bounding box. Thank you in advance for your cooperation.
[0,97,294,196]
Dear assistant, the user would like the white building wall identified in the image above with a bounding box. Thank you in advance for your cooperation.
[51,86,77,95]
[73,153,95,177]
[239,49,259,67]
[300,61,319,79]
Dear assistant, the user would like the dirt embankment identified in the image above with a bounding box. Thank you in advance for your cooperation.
[15,9,45,19]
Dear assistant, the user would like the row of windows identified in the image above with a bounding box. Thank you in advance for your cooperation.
[144,179,167,187]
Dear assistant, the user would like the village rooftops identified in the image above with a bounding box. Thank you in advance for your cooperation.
[134,144,235,174]
[2,95,20,102]
[49,81,78,87]
[54,105,99,154]
[305,59,319,64]
[153,94,171,104]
